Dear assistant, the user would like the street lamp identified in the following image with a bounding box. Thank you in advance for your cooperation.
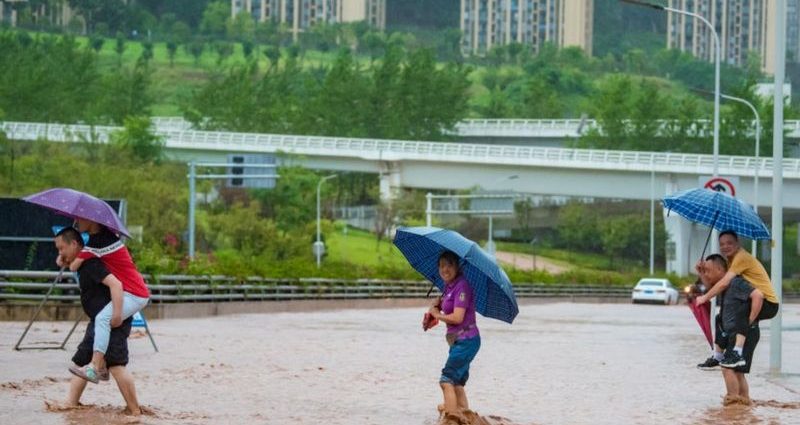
[315,174,337,268]
[770,0,787,376]
[621,0,721,177]
[690,87,764,256]
[623,0,723,347]
[718,93,761,255]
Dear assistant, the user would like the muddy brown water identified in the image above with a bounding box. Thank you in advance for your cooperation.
[1,303,798,424]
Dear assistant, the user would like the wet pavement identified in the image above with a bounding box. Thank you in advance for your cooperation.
[1,302,798,424]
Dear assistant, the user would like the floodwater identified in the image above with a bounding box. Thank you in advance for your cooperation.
[1,302,799,425]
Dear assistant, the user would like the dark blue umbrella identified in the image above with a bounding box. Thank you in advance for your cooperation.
[393,226,519,324]
[663,187,770,260]
[662,188,770,240]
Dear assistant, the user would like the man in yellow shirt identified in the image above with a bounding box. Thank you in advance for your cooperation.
[695,231,780,369]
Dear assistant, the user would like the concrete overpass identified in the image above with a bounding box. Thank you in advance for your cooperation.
[3,120,800,276]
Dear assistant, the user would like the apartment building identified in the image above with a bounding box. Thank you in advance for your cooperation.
[460,0,594,56]
[667,0,800,74]
[231,0,385,41]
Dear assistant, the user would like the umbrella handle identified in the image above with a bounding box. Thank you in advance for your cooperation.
[699,210,720,261]
[426,284,435,298]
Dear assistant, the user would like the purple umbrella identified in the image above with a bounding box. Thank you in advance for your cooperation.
[22,188,130,238]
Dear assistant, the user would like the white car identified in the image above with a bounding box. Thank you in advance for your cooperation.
[631,278,679,305]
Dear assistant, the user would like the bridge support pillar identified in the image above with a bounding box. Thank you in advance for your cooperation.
[665,214,718,277]
[379,162,401,202]
[665,213,691,277]
[664,175,709,277]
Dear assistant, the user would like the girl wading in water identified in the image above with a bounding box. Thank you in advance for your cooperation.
[427,251,481,415]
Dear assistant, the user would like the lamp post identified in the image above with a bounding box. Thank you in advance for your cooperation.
[649,158,655,276]
[770,0,787,376]
[621,0,720,177]
[623,0,723,342]
[718,93,761,255]
[315,174,337,268]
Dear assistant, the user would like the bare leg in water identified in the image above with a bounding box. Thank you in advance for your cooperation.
[454,386,469,410]
[722,368,741,403]
[65,374,88,407]
[736,373,750,403]
[109,366,141,415]
[440,383,458,413]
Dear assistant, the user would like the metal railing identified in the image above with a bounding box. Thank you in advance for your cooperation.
[148,117,800,139]
[4,121,800,178]
[3,271,798,303]
[0,270,639,303]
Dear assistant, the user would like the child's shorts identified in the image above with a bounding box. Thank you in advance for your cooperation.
[440,335,481,386]
[72,317,133,368]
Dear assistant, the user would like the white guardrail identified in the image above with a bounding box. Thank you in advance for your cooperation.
[152,116,800,138]
[3,120,800,178]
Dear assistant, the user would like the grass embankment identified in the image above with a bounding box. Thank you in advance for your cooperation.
[325,228,653,286]
[67,33,694,121]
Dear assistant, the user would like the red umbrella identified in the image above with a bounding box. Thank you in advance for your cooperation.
[688,294,712,347]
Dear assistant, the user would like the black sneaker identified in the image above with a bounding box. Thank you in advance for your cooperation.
[697,357,720,370]
[720,350,746,368]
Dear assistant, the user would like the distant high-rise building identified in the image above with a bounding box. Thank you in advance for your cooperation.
[666,0,800,74]
[1,0,82,30]
[459,0,593,56]
[232,0,385,42]
[787,0,800,62]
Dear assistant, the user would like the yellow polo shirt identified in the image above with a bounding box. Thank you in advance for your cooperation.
[728,249,778,303]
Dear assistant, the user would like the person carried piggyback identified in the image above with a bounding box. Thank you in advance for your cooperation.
[68,218,150,384]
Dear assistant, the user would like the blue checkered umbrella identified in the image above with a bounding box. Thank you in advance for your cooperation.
[662,188,770,240]
[393,226,519,324]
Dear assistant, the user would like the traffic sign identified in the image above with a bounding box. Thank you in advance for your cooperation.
[699,176,738,197]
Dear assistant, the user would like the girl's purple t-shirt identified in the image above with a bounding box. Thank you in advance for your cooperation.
[441,275,479,340]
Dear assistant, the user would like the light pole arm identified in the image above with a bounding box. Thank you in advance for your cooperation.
[623,1,722,177]
[663,6,721,176]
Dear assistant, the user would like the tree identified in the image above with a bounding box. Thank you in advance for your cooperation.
[361,31,385,61]
[0,109,15,188]
[241,40,254,59]
[67,0,126,32]
[520,78,563,118]
[600,216,633,268]
[98,58,153,124]
[514,198,535,240]
[557,202,601,256]
[396,49,471,140]
[262,45,280,69]
[214,41,234,65]
[141,40,154,62]
[207,202,278,254]
[227,10,256,42]
[200,0,229,38]
[188,39,204,65]
[253,165,321,232]
[89,35,104,53]
[373,200,395,248]
[170,21,192,45]
[301,49,369,137]
[0,32,102,123]
[110,116,164,162]
[114,31,126,65]
[166,40,178,66]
